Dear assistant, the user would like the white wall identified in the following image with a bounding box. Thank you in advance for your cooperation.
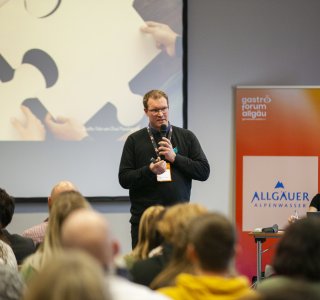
[8,202,132,254]
[187,0,320,218]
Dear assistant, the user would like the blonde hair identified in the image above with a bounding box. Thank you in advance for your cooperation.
[131,205,165,259]
[21,191,90,279]
[44,191,90,251]
[24,250,110,300]
[150,203,208,289]
[157,203,207,246]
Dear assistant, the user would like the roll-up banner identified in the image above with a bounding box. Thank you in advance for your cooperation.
[235,86,320,279]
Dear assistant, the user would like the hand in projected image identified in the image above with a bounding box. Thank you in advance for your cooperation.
[141,21,179,57]
[11,105,46,141]
[45,114,88,141]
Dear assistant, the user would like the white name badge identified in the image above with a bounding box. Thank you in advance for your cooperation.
[157,163,172,182]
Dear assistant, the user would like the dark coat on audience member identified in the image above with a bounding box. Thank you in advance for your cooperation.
[130,243,173,287]
[2,229,35,264]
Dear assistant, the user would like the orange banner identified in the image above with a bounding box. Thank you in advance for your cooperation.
[235,86,320,280]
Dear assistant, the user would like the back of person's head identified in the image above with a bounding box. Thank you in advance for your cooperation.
[187,212,236,273]
[20,191,90,280]
[24,250,110,300]
[150,203,208,289]
[48,180,78,209]
[61,209,115,271]
[131,205,165,259]
[0,188,15,229]
[157,203,207,247]
[44,191,90,251]
[256,279,320,300]
[272,217,320,281]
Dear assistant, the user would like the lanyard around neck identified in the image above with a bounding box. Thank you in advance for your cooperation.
[147,125,173,159]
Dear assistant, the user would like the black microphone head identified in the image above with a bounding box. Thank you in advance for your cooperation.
[160,124,167,138]
[272,224,279,233]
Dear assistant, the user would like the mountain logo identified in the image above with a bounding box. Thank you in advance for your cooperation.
[274,181,284,189]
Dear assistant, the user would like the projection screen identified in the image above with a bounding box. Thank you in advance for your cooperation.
[0,0,185,198]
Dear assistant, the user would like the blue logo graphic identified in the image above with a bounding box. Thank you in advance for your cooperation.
[250,180,309,209]
[274,181,284,189]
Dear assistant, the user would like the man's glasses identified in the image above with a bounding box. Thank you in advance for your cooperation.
[148,107,169,114]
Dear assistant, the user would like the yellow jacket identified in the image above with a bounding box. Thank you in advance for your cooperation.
[158,273,256,300]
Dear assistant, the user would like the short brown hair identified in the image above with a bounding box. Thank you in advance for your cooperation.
[273,217,320,281]
[143,90,169,109]
[188,212,236,272]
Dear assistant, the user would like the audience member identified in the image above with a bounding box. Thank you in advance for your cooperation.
[61,208,169,300]
[0,239,18,270]
[254,280,320,300]
[0,265,24,300]
[20,190,90,282]
[123,205,165,269]
[158,212,257,300]
[130,203,207,288]
[23,250,110,300]
[22,180,77,245]
[288,193,320,223]
[257,217,320,295]
[0,188,35,264]
[308,193,320,211]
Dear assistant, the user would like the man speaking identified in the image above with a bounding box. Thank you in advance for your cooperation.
[118,90,210,248]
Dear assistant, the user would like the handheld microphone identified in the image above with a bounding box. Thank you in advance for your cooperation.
[159,124,167,160]
[160,124,167,138]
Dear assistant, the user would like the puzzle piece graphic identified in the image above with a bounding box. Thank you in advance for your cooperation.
[0,63,46,140]
[0,55,14,82]
[0,0,160,141]
[24,0,61,18]
[22,49,58,88]
[0,49,56,140]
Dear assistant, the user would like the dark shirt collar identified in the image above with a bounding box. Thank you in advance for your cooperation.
[149,122,171,135]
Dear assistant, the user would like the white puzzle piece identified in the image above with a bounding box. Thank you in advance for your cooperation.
[0,64,46,140]
[0,0,160,140]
